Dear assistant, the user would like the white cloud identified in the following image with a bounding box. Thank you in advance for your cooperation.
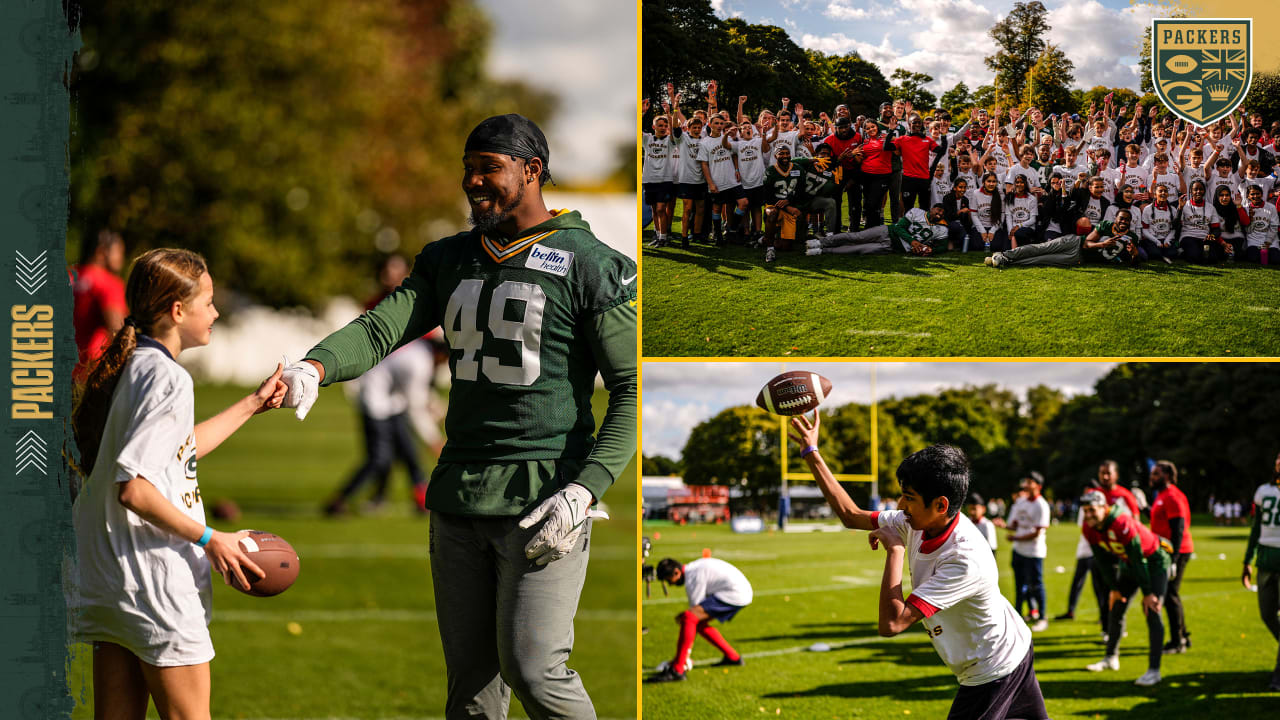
[641,362,1118,460]
[711,0,727,16]
[800,32,898,66]
[1047,0,1159,90]
[477,0,633,183]
[824,0,871,20]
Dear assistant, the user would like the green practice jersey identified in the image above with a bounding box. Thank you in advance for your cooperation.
[306,210,637,514]
[795,157,842,202]
[764,162,803,203]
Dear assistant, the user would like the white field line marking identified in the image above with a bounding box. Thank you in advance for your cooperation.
[1246,306,1274,312]
[845,329,932,338]
[873,296,942,303]
[215,608,632,623]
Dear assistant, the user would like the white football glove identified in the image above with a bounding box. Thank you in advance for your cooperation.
[518,483,608,566]
[279,357,320,421]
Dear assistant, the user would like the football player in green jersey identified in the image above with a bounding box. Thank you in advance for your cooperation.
[280,114,636,719]
[1243,450,1280,691]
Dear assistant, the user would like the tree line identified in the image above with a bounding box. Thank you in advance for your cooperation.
[644,0,1280,126]
[643,363,1280,514]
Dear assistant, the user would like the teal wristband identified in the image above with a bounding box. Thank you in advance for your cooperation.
[195,526,213,547]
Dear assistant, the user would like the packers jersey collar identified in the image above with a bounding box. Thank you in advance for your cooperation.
[479,209,571,264]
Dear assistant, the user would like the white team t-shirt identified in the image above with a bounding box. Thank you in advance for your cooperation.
[732,136,766,190]
[1243,203,1280,247]
[642,132,674,184]
[1007,496,1050,558]
[69,342,213,667]
[675,131,706,185]
[874,510,1031,686]
[699,134,741,190]
[1178,201,1221,240]
[683,557,753,608]
[1141,203,1177,244]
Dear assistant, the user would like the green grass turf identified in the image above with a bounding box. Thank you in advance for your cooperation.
[641,207,1280,357]
[640,519,1275,719]
[67,384,637,720]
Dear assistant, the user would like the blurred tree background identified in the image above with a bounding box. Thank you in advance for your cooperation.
[647,363,1279,513]
[70,1,554,308]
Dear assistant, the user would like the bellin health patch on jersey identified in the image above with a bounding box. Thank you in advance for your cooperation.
[525,244,574,276]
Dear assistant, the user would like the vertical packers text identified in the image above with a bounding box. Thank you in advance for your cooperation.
[12,305,53,419]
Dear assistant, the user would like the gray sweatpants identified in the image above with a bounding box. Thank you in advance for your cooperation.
[430,511,595,720]
[1260,570,1280,681]
[998,234,1082,267]
[815,226,892,255]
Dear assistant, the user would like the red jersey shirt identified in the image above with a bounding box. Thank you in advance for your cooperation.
[1083,508,1161,559]
[1103,484,1141,517]
[896,134,940,179]
[860,135,894,175]
[72,263,127,369]
[1149,484,1194,553]
[823,132,863,173]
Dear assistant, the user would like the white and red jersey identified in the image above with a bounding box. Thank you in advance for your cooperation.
[1178,201,1221,240]
[1140,202,1177,244]
[1243,202,1279,248]
[682,557,753,608]
[871,510,1032,687]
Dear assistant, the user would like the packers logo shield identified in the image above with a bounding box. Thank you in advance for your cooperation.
[1152,18,1251,125]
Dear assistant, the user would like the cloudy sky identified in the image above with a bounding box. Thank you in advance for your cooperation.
[642,361,1118,458]
[709,0,1171,98]
[476,0,634,184]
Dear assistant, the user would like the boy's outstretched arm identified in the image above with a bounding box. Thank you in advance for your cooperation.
[789,412,876,531]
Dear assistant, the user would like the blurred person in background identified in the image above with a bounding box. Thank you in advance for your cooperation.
[72,230,128,381]
[323,254,437,517]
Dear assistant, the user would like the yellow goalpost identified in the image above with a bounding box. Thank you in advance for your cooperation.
[777,364,879,499]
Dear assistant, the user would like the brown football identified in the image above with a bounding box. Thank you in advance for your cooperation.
[755,371,833,416]
[232,530,300,597]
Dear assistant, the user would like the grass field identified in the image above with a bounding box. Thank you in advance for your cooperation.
[641,519,1275,719]
[640,210,1280,357]
[67,384,637,720]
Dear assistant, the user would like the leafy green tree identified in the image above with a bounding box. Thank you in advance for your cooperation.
[940,82,972,118]
[889,69,937,110]
[1023,45,1075,114]
[1076,86,1140,117]
[643,455,683,476]
[1139,8,1188,94]
[642,0,734,102]
[681,406,781,512]
[1244,71,1280,126]
[985,1,1050,103]
[972,84,998,112]
[71,0,553,308]
[828,52,892,118]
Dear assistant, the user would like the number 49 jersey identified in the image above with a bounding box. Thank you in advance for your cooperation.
[418,210,635,464]
[311,209,636,466]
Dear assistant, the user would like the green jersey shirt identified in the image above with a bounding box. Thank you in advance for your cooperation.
[306,210,636,515]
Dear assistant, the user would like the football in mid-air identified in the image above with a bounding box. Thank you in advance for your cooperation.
[232,530,300,597]
[756,371,832,416]
[1164,54,1197,74]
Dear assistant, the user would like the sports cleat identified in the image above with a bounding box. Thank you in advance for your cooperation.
[644,667,687,684]
[806,248,822,256]
[765,247,777,263]
[713,656,745,667]
[1055,612,1075,621]
[1031,619,1049,632]
[1086,656,1120,672]
[806,238,822,249]
[1162,639,1187,655]
[1134,669,1162,687]
[983,256,994,266]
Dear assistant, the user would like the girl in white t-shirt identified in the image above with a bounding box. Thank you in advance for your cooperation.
[71,248,287,718]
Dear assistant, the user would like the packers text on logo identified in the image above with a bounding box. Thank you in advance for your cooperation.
[1152,18,1251,126]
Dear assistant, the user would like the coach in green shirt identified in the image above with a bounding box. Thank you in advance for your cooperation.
[281,114,636,720]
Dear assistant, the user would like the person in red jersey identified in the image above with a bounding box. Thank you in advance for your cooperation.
[1097,460,1142,516]
[72,230,128,380]
[1148,460,1193,654]
[1081,490,1172,687]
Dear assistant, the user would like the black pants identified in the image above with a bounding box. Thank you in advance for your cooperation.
[901,176,931,212]
[1066,556,1106,619]
[1105,566,1169,671]
[833,174,862,232]
[336,412,426,503]
[1165,553,1191,645]
[947,646,1048,720]
[862,172,891,228]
